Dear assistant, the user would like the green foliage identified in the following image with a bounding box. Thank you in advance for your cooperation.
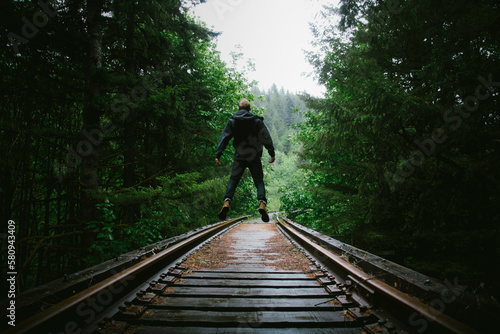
[265,152,301,211]
[295,0,500,298]
[83,171,232,264]
[0,0,254,291]
[84,200,165,264]
[299,0,500,233]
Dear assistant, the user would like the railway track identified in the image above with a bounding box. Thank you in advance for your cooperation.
[5,217,483,334]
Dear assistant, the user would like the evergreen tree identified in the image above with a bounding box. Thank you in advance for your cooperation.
[0,0,253,290]
[292,0,500,299]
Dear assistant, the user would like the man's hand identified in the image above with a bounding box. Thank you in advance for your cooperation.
[269,156,276,163]
[215,158,221,165]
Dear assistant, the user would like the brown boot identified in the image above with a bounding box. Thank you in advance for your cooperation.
[218,200,230,220]
[258,201,269,222]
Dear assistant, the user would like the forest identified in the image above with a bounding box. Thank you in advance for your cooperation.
[1,0,499,307]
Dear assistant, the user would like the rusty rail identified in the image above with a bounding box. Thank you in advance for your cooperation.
[277,217,479,334]
[4,217,245,334]
[4,216,484,333]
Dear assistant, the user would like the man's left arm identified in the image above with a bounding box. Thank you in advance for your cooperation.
[257,120,276,162]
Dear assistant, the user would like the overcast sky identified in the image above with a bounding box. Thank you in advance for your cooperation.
[191,0,337,97]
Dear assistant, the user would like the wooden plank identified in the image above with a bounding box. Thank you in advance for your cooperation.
[174,278,320,288]
[161,287,330,298]
[193,269,307,274]
[223,252,283,256]
[135,309,367,327]
[226,259,277,263]
[212,265,308,272]
[133,326,363,333]
[184,272,314,280]
[148,297,342,310]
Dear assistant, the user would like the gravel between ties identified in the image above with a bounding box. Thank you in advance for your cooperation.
[183,222,312,272]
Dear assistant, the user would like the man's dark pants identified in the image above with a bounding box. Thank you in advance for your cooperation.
[224,158,266,203]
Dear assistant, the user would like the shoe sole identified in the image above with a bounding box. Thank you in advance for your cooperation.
[218,206,229,220]
[259,208,269,222]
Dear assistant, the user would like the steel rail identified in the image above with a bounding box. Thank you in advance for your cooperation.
[5,217,245,334]
[277,218,479,334]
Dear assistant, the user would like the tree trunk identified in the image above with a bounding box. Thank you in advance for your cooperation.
[123,2,138,225]
[124,2,137,188]
[81,0,103,263]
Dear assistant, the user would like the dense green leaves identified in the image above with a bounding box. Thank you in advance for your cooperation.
[0,0,253,290]
[291,0,500,298]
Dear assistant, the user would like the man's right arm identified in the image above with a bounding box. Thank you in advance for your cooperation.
[215,119,234,162]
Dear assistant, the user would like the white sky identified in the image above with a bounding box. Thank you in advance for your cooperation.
[191,0,337,97]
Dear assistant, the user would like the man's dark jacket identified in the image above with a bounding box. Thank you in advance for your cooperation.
[216,108,275,161]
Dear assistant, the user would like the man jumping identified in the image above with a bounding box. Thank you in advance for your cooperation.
[215,98,275,222]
